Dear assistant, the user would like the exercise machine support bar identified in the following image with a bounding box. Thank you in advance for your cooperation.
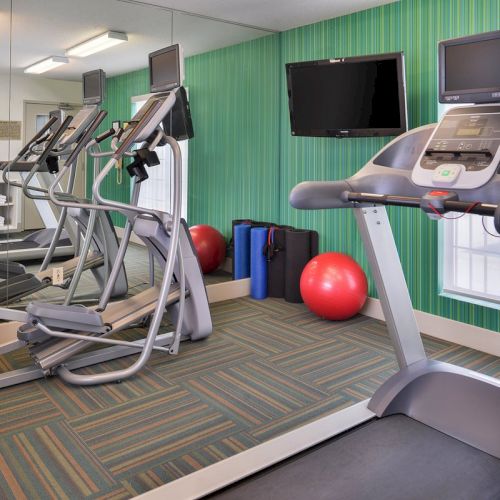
[346,192,497,216]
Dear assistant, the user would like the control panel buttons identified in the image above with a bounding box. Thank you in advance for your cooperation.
[432,164,463,185]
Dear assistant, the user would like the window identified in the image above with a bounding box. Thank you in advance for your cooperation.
[131,95,188,219]
[436,102,500,308]
[441,215,500,307]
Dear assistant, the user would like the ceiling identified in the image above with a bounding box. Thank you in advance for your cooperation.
[3,0,395,80]
[129,0,396,32]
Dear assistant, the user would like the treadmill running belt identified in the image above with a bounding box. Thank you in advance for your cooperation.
[0,237,72,252]
[0,241,39,252]
[208,415,500,500]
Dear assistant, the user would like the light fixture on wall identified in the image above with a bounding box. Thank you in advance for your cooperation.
[66,31,128,58]
[24,56,69,74]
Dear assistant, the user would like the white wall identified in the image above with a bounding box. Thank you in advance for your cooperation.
[0,73,82,160]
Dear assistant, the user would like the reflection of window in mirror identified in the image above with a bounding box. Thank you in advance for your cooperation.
[131,94,188,220]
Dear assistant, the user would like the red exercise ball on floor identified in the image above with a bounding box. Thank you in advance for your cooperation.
[189,224,226,274]
[300,252,368,321]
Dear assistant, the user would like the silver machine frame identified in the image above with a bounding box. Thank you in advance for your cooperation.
[0,89,211,388]
[0,112,128,307]
[356,204,500,458]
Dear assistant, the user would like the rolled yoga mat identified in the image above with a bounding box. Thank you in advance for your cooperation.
[267,225,293,298]
[231,219,271,278]
[233,224,251,279]
[284,229,313,303]
[250,227,268,299]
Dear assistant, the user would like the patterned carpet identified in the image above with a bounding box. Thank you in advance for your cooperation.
[0,293,499,498]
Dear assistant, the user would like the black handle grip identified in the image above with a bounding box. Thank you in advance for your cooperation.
[17,115,58,157]
[95,128,115,144]
[35,133,50,145]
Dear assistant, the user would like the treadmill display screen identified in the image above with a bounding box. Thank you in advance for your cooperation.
[439,30,500,104]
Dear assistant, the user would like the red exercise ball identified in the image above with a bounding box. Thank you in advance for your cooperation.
[189,224,226,274]
[300,252,368,321]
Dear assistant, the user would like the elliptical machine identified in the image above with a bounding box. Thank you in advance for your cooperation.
[6,44,212,387]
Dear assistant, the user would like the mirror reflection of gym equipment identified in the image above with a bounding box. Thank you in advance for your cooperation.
[2,0,500,499]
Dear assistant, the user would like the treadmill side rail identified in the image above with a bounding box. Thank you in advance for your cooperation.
[369,358,500,459]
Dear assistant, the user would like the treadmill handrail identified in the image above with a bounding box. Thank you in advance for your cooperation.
[345,192,497,216]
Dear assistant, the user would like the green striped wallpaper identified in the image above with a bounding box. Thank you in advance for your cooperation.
[279,0,500,330]
[86,68,149,226]
[184,35,281,234]
[93,0,500,331]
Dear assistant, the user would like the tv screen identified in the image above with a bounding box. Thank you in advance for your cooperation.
[286,52,407,138]
[439,30,500,104]
[149,44,184,93]
[83,69,105,105]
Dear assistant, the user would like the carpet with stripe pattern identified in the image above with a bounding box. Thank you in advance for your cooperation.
[0,293,499,498]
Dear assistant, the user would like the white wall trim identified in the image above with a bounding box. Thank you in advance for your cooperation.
[135,400,373,500]
[362,297,500,358]
[116,222,500,356]
[207,278,249,303]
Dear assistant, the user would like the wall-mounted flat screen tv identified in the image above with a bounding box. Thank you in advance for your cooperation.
[286,52,407,138]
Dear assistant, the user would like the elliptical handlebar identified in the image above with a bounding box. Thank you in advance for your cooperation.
[2,115,72,190]
[12,115,58,160]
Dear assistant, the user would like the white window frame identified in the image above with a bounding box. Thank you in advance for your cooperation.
[130,93,188,219]
[437,102,500,309]
[439,215,500,309]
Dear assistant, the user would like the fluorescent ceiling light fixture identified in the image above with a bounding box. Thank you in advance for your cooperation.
[66,31,128,57]
[24,56,69,74]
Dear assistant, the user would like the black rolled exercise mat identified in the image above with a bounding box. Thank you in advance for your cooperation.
[267,226,293,298]
[284,229,315,303]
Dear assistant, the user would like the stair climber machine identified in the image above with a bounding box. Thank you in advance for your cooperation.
[0,44,212,388]
[203,31,500,500]
[0,70,128,306]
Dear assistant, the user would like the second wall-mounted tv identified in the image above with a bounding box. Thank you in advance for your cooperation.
[286,52,407,138]
[439,30,500,104]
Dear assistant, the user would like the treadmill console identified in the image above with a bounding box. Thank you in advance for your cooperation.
[412,105,500,189]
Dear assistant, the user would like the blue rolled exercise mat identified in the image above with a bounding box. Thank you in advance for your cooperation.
[284,229,319,303]
[233,224,252,279]
[231,219,271,278]
[250,227,268,299]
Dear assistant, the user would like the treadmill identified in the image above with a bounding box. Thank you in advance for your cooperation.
[194,32,500,500]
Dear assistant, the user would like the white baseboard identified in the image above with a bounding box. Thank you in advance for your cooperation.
[206,278,250,303]
[362,297,500,358]
[115,225,500,358]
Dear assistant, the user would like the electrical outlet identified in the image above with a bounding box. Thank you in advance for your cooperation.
[53,267,64,286]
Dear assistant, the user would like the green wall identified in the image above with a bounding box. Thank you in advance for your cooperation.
[86,68,149,226]
[93,0,500,331]
[278,0,500,329]
[184,35,281,231]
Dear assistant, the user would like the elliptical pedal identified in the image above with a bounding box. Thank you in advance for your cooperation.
[26,302,108,333]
